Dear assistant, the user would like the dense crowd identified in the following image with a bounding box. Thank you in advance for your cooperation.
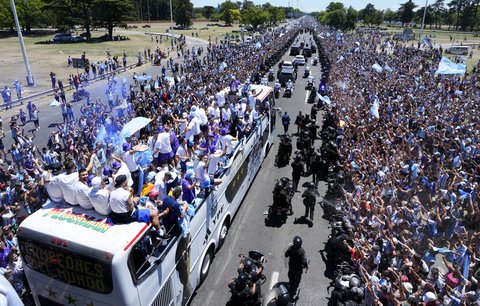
[320,26,480,305]
[0,23,298,298]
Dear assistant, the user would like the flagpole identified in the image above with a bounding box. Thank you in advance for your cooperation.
[10,0,34,86]
[419,0,429,43]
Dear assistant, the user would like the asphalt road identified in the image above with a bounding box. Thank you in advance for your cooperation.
[1,35,207,150]
[189,33,332,306]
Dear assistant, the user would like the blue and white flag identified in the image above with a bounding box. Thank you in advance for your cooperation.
[423,36,432,47]
[370,98,380,119]
[372,63,383,73]
[436,56,466,75]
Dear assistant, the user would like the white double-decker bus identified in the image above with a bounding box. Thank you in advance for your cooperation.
[18,84,276,306]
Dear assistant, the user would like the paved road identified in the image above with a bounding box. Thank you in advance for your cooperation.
[0,35,207,151]
[189,33,332,306]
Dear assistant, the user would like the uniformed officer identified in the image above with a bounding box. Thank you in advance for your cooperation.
[285,236,308,299]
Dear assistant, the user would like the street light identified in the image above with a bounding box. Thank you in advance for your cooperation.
[10,0,34,86]
[419,0,429,43]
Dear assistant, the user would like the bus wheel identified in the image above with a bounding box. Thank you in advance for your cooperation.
[200,247,214,284]
[217,219,230,251]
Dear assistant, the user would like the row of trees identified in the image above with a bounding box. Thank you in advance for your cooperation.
[0,0,292,39]
[315,0,480,32]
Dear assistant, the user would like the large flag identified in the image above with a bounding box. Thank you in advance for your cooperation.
[436,56,466,75]
[423,36,432,47]
[370,98,380,119]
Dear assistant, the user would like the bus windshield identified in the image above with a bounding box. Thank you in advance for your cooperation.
[19,236,113,294]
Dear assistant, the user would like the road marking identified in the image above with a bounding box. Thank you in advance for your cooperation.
[269,271,279,290]
[305,90,310,104]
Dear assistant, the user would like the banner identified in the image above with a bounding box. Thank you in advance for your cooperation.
[436,56,466,75]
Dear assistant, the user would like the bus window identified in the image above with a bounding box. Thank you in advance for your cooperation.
[19,236,113,294]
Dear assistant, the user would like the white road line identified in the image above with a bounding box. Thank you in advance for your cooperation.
[269,271,279,290]
[305,90,310,104]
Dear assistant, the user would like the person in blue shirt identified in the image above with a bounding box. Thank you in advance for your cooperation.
[161,187,188,236]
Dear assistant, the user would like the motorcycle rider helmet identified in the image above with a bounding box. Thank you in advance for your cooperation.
[237,273,249,285]
[293,236,303,248]
[349,275,361,288]
[280,177,290,186]
[243,259,255,273]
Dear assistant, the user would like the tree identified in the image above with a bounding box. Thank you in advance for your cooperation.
[431,0,445,28]
[325,2,344,12]
[398,0,417,26]
[241,6,269,29]
[327,9,346,29]
[345,6,358,30]
[359,3,377,25]
[219,1,239,25]
[383,8,397,24]
[415,5,434,28]
[267,5,285,25]
[203,5,215,20]
[0,0,15,31]
[175,0,193,26]
[93,0,135,40]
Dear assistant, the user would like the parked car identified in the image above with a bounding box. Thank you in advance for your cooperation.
[53,33,84,43]
[293,55,306,65]
[445,46,469,55]
[393,28,415,40]
[239,28,249,33]
[142,25,151,28]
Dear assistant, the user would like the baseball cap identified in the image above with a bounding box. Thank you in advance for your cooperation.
[122,143,131,152]
[148,190,159,198]
[423,292,437,303]
[112,161,121,169]
[91,176,102,190]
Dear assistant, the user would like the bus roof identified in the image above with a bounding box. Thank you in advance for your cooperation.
[220,84,273,101]
[19,202,149,255]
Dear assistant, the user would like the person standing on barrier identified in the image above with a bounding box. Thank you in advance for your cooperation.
[285,236,308,300]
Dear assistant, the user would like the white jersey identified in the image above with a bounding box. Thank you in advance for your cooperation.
[109,187,130,214]
[75,181,94,210]
[57,172,79,205]
[88,188,111,215]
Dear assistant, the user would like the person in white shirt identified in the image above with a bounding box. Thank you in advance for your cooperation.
[57,156,94,206]
[157,126,174,168]
[196,104,209,133]
[218,128,238,156]
[196,154,222,189]
[35,160,64,203]
[215,88,226,107]
[147,130,161,160]
[222,103,232,123]
[88,176,111,215]
[111,159,133,188]
[75,168,94,209]
[121,142,141,194]
[175,136,190,176]
[109,175,164,238]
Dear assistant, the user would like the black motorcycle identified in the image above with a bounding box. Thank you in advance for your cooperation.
[262,284,292,306]
[284,87,292,98]
[274,87,280,99]
[269,177,294,222]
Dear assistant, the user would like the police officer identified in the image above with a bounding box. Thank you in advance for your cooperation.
[302,182,319,220]
[281,112,290,134]
[294,111,304,135]
[291,155,304,193]
[285,236,308,299]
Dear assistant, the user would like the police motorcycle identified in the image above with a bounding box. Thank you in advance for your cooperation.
[275,134,292,168]
[284,80,293,98]
[274,80,281,99]
[306,75,315,91]
[260,75,269,86]
[228,251,267,306]
[313,56,318,66]
[262,284,292,306]
[303,65,310,78]
[268,68,275,82]
[268,177,295,223]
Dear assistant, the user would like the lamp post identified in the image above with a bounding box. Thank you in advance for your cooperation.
[10,0,34,86]
[419,0,429,43]
[169,0,175,48]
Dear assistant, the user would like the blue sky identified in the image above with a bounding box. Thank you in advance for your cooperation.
[191,0,426,13]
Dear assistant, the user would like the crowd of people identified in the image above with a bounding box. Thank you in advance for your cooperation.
[320,25,480,305]
[0,22,299,299]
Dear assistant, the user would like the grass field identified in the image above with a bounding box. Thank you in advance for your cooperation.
[0,21,241,96]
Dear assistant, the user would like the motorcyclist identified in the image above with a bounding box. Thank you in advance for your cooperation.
[304,65,310,77]
[302,182,319,221]
[238,258,264,283]
[261,75,268,86]
[286,79,293,91]
[229,273,257,299]
[307,74,314,86]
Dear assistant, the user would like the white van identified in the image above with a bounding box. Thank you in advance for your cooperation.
[446,46,469,55]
